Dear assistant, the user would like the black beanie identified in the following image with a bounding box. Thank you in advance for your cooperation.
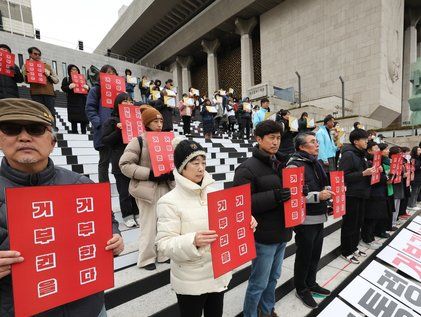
[172,138,206,173]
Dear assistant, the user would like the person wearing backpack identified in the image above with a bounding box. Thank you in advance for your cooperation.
[119,105,175,270]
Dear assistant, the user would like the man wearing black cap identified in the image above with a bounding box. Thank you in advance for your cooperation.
[0,98,123,316]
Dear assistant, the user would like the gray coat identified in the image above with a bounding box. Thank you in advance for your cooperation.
[0,158,120,317]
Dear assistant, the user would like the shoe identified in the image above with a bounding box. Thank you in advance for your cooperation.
[142,263,156,270]
[376,232,391,239]
[359,241,372,248]
[296,290,318,309]
[390,226,399,231]
[401,213,411,219]
[342,254,360,264]
[371,241,382,249]
[309,284,331,296]
[354,249,367,257]
[124,218,137,228]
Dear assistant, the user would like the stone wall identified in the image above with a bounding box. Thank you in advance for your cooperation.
[260,0,404,128]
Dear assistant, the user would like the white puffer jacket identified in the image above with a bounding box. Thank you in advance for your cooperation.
[156,169,232,295]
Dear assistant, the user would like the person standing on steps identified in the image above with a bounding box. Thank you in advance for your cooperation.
[233,120,292,317]
[85,64,118,183]
[338,129,375,264]
[102,92,139,228]
[0,44,24,99]
[119,105,175,270]
[286,132,333,309]
[156,137,257,317]
[252,98,269,127]
[61,64,89,134]
[315,115,337,173]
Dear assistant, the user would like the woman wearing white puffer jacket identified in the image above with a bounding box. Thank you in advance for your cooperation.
[156,138,257,317]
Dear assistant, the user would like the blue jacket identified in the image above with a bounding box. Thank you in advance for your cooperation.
[253,107,268,126]
[85,85,113,150]
[315,125,337,162]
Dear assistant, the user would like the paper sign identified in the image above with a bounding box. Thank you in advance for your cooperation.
[6,183,114,317]
[208,184,256,278]
[371,151,382,185]
[318,298,361,317]
[142,79,149,88]
[407,221,421,236]
[306,118,315,128]
[206,106,217,113]
[360,261,421,313]
[216,96,223,104]
[243,102,251,112]
[151,90,161,100]
[146,132,175,177]
[406,162,411,188]
[219,90,226,96]
[191,88,199,96]
[165,89,176,97]
[126,75,137,84]
[413,216,421,225]
[388,228,421,263]
[0,50,15,77]
[282,167,306,227]
[118,104,145,144]
[164,96,176,108]
[25,60,46,85]
[183,97,195,106]
[340,276,421,317]
[377,246,421,282]
[100,73,125,108]
[330,171,346,218]
[289,116,299,132]
[394,154,404,184]
[71,73,88,95]
[228,88,234,94]
[411,159,416,182]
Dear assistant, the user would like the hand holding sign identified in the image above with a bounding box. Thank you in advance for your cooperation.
[194,231,218,247]
[0,251,24,279]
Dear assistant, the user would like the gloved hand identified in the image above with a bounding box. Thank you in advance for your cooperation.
[69,83,76,89]
[148,170,159,181]
[44,68,51,77]
[302,185,309,197]
[149,170,173,182]
[273,188,291,203]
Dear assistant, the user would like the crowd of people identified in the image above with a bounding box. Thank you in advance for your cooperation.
[0,44,420,317]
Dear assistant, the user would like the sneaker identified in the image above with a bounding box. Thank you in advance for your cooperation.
[376,232,391,239]
[371,241,382,249]
[354,249,367,257]
[342,254,360,264]
[296,290,318,309]
[142,263,156,270]
[400,213,411,219]
[309,284,331,296]
[124,218,137,228]
[359,241,372,249]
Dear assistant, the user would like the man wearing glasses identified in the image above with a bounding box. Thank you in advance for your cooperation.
[22,47,59,129]
[287,132,334,309]
[0,99,123,316]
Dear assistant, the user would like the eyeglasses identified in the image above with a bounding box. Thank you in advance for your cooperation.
[0,123,50,136]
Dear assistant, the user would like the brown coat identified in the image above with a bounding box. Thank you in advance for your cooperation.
[119,134,175,203]
[22,62,58,96]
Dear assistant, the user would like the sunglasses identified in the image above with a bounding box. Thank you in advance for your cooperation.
[0,123,50,136]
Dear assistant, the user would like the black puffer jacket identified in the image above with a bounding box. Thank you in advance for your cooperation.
[413,156,421,186]
[0,158,120,317]
[276,116,298,155]
[233,146,292,244]
[338,144,370,199]
[102,115,126,174]
[0,65,24,99]
[150,98,173,131]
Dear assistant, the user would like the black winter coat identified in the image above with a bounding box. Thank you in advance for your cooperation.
[150,99,173,131]
[365,156,388,219]
[61,77,89,123]
[413,156,421,186]
[0,65,23,99]
[276,116,298,155]
[0,158,120,317]
[338,144,370,199]
[233,146,292,244]
[102,116,126,174]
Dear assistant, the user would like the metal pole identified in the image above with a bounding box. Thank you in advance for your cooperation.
[295,71,301,107]
[339,76,345,117]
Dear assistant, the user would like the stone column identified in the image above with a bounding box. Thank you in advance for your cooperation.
[402,12,420,123]
[201,39,220,97]
[170,61,182,101]
[235,17,257,98]
[176,56,194,94]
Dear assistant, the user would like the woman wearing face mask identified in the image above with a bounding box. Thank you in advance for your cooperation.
[119,105,175,270]
[61,64,89,134]
[156,138,257,317]
[102,92,139,228]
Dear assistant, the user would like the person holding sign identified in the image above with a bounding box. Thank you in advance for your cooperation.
[0,44,23,99]
[238,98,252,139]
[61,64,89,134]
[124,69,136,100]
[0,98,123,317]
[338,129,375,264]
[252,98,270,127]
[389,146,405,229]
[151,79,174,132]
[102,93,139,228]
[119,106,175,270]
[315,115,338,172]
[85,64,118,183]
[297,112,315,133]
[276,109,298,156]
[200,99,215,140]
[22,47,59,129]
[233,120,292,317]
[178,93,195,136]
[286,132,333,309]
[409,146,421,209]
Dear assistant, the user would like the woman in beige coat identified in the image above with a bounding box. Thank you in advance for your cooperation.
[119,105,175,270]
[156,138,257,317]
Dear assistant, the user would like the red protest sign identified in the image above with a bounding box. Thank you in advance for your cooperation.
[118,104,145,144]
[100,73,126,108]
[330,171,346,218]
[71,73,88,95]
[208,184,256,279]
[6,183,114,317]
[411,159,416,182]
[25,60,46,85]
[371,151,382,185]
[146,132,175,177]
[393,154,403,184]
[282,167,306,227]
[406,162,411,188]
[0,50,15,77]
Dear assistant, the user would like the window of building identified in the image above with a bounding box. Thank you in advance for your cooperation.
[18,53,24,69]
[62,62,67,77]
[52,60,57,75]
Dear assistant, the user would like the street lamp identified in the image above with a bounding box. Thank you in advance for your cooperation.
[295,71,301,108]
[339,76,345,118]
